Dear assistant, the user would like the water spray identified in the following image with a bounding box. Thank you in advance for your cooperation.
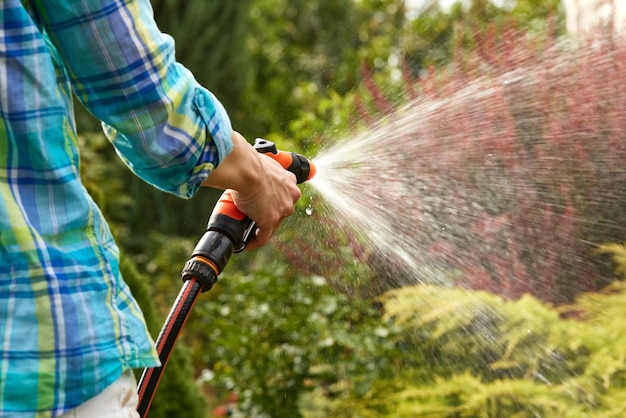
[136,138,316,417]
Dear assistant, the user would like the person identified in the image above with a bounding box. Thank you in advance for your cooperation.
[0,1,301,417]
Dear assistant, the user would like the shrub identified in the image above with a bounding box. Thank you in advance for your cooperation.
[323,243,626,417]
[281,25,626,304]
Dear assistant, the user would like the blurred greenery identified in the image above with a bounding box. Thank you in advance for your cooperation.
[75,1,626,417]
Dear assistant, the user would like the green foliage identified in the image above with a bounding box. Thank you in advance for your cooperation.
[243,0,406,137]
[595,243,626,279]
[75,2,623,417]
[403,0,564,76]
[184,257,396,417]
[151,0,251,115]
[317,277,626,417]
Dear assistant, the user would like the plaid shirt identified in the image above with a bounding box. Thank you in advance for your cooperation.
[0,0,232,416]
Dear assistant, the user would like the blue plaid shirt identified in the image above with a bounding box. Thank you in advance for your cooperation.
[0,1,233,416]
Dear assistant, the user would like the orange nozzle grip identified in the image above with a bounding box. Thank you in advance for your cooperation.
[267,150,316,180]
[253,138,315,183]
[260,148,316,184]
[269,151,294,170]
[213,190,246,221]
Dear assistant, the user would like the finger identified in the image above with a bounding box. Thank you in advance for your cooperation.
[245,226,273,251]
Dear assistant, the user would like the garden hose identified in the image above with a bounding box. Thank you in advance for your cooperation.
[136,139,315,417]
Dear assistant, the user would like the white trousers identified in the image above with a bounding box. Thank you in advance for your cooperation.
[57,370,139,418]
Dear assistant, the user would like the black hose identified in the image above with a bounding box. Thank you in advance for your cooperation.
[136,277,204,417]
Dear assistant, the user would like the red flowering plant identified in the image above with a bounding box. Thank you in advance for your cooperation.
[276,26,626,304]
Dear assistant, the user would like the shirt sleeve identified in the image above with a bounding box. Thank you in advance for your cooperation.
[33,0,233,198]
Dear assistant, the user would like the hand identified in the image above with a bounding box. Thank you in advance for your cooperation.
[231,152,301,249]
[202,131,302,249]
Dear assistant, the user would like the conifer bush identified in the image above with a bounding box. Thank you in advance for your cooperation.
[309,243,626,417]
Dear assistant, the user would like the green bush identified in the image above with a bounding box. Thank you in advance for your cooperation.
[321,243,626,417]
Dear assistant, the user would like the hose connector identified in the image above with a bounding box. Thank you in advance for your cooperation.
[180,256,219,292]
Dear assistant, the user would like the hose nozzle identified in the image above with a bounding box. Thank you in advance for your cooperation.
[253,138,316,183]
[191,138,316,266]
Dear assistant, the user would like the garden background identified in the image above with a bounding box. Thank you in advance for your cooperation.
[77,1,626,416]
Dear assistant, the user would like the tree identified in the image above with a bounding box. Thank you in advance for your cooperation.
[242,0,406,138]
[152,0,252,115]
[403,0,563,76]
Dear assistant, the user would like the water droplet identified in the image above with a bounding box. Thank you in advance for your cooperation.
[305,205,313,216]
